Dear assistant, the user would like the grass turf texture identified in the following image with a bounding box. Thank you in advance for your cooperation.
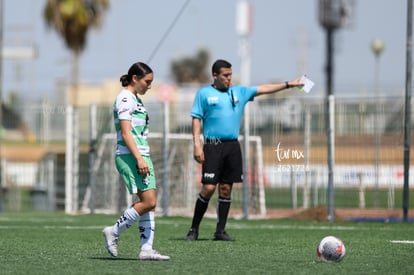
[1,213,414,274]
[4,187,414,213]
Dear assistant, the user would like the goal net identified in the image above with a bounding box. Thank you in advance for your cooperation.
[81,133,266,218]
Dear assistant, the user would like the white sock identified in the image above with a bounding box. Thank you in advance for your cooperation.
[113,206,140,235]
[139,211,155,251]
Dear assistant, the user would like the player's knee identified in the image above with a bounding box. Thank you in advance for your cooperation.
[218,184,232,198]
[140,202,156,213]
[138,196,157,212]
[200,185,216,198]
[146,198,157,210]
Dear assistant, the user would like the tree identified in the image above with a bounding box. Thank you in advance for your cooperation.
[170,48,210,84]
[43,0,109,213]
[43,0,109,103]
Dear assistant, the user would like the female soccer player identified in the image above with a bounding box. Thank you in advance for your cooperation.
[102,62,169,260]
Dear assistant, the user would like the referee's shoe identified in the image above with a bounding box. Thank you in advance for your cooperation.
[213,231,235,241]
[185,228,198,241]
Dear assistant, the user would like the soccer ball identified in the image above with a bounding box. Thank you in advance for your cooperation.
[316,236,346,263]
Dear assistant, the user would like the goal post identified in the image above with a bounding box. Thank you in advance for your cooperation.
[80,133,266,218]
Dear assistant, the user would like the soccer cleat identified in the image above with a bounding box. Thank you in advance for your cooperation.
[213,231,235,241]
[185,228,198,241]
[138,249,170,261]
[102,226,119,257]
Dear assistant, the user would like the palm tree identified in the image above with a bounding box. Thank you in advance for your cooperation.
[43,0,109,104]
[43,0,109,213]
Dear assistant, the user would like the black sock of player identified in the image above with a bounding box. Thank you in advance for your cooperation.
[216,197,231,233]
[190,193,210,230]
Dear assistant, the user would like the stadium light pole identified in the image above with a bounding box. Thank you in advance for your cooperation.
[319,0,345,223]
[370,38,384,208]
[403,0,412,222]
[237,0,252,219]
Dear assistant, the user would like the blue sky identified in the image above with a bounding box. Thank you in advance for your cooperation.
[1,0,409,100]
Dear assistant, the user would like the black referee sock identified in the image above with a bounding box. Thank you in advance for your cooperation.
[216,197,231,233]
[190,193,210,230]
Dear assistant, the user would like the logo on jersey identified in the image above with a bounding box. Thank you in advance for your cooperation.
[207,96,219,105]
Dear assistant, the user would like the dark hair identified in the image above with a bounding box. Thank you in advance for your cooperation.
[120,62,153,87]
[212,59,232,75]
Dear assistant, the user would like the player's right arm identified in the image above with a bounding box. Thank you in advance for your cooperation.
[192,117,204,164]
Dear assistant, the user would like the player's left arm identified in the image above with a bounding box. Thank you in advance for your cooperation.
[255,77,303,97]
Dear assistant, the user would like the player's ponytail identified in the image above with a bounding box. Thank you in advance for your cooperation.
[120,62,153,87]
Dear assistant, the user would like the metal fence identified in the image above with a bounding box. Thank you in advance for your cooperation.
[0,90,413,214]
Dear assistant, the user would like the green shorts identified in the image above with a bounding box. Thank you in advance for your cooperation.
[115,154,156,194]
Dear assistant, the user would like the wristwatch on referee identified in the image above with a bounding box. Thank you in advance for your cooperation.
[285,81,290,89]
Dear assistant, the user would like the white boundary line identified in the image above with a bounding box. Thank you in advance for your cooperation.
[0,221,367,231]
[390,240,414,244]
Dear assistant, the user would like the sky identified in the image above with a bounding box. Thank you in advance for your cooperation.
[1,0,409,101]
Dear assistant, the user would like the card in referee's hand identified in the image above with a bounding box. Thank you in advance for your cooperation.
[298,75,314,93]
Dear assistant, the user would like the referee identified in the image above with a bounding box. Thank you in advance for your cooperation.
[185,59,303,241]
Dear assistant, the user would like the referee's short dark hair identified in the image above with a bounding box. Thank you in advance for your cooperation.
[212,59,232,75]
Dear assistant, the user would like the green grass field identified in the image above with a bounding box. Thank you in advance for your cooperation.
[1,213,414,274]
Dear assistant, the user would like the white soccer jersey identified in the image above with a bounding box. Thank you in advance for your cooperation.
[113,89,150,156]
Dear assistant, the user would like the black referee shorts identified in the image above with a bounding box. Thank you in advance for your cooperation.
[201,139,243,184]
